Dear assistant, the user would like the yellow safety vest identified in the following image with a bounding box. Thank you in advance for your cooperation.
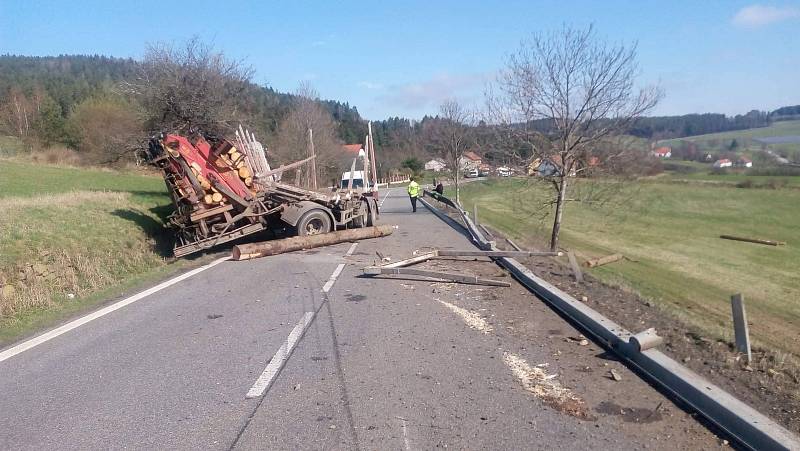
[407,181,420,197]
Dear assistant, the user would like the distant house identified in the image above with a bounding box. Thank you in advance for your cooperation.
[652,146,672,158]
[528,155,574,177]
[342,144,364,156]
[459,151,482,170]
[424,159,447,172]
[737,157,753,168]
[713,158,733,168]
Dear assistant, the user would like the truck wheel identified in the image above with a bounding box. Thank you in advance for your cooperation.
[366,200,377,226]
[297,210,332,236]
[352,202,368,228]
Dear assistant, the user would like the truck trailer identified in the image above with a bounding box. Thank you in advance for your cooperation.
[143,128,379,257]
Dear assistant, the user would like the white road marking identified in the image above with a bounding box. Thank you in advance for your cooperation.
[246,311,315,399]
[322,264,346,292]
[0,256,230,363]
[379,188,394,207]
[322,243,358,292]
[401,418,412,451]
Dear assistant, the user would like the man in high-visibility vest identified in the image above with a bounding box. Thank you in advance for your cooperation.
[407,177,420,212]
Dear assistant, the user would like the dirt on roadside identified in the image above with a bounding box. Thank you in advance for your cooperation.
[498,229,800,434]
[434,202,800,434]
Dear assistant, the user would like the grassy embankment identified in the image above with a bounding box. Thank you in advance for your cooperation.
[456,177,800,356]
[660,119,800,159]
[0,157,192,345]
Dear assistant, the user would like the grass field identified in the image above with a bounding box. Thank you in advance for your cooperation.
[457,177,800,356]
[0,158,188,344]
[661,119,800,160]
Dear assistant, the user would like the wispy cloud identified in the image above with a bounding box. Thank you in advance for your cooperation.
[357,81,384,90]
[732,4,800,28]
[377,72,489,113]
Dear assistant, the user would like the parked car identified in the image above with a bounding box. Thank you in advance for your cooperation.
[496,166,513,177]
[464,168,479,178]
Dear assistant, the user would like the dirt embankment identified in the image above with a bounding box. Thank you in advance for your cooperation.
[496,231,800,433]
[434,201,799,434]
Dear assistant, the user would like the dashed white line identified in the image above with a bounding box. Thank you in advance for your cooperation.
[322,243,358,292]
[0,256,230,364]
[246,311,315,399]
[322,264,346,293]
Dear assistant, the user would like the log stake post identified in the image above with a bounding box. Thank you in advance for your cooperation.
[473,204,478,226]
[730,293,752,363]
[567,250,583,283]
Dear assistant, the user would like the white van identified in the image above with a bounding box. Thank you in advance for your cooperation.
[341,171,369,189]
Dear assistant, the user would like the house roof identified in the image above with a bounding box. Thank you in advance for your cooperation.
[739,157,752,163]
[426,158,446,164]
[653,146,671,155]
[715,158,731,164]
[342,144,362,154]
[463,151,482,161]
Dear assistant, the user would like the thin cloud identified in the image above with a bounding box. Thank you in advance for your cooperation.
[357,81,384,90]
[377,72,489,112]
[732,4,800,28]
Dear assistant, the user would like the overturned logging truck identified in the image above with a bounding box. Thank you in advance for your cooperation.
[144,126,380,257]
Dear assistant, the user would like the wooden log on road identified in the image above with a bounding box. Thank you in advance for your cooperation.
[232,225,394,260]
[720,235,785,246]
[585,253,624,268]
[363,266,511,287]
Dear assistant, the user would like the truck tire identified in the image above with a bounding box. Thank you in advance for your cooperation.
[366,200,377,226]
[352,202,368,228]
[296,209,332,236]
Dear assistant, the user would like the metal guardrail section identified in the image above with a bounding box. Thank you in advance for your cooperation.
[420,192,800,451]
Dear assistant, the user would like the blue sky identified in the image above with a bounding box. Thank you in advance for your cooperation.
[1,0,798,119]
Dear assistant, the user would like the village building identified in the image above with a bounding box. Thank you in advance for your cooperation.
[458,151,482,170]
[713,158,733,168]
[652,146,672,158]
[424,158,447,172]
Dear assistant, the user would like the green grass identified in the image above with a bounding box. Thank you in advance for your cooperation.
[660,120,800,159]
[661,119,800,144]
[0,159,194,346]
[457,177,800,356]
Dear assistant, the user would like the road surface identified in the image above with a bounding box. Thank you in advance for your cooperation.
[0,189,725,450]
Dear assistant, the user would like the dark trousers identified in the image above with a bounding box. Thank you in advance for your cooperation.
[410,195,418,212]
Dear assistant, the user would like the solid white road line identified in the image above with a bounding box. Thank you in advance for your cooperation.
[0,256,230,364]
[345,242,358,256]
[246,311,315,399]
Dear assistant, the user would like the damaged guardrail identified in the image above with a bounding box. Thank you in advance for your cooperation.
[420,190,800,451]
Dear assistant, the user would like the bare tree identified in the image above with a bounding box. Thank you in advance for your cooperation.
[121,37,253,136]
[274,84,344,187]
[427,99,473,204]
[487,25,661,251]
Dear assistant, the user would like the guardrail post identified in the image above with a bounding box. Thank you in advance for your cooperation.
[731,293,752,363]
[473,203,478,226]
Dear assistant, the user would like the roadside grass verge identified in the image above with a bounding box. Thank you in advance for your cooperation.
[0,159,193,346]
[456,177,800,357]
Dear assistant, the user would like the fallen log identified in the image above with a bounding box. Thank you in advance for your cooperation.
[585,253,624,268]
[363,266,511,287]
[720,235,786,246]
[231,225,394,260]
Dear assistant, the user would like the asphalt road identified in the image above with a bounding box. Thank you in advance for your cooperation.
[0,189,725,450]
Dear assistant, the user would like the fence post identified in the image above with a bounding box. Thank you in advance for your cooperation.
[567,251,583,283]
[730,293,752,363]
[473,204,479,226]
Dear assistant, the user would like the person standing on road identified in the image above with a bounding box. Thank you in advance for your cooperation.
[407,177,420,212]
